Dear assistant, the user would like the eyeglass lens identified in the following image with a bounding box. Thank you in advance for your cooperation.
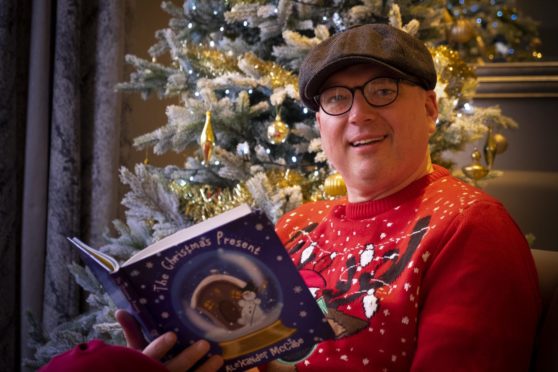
[318,77,399,116]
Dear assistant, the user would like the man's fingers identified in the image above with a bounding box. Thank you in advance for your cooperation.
[116,310,222,371]
[143,332,177,361]
[165,340,223,372]
[115,309,148,350]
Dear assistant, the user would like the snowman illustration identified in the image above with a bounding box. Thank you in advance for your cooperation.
[237,289,265,326]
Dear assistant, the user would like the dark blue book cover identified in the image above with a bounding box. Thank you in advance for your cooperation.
[68,204,334,371]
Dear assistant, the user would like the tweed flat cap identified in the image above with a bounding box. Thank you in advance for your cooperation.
[299,23,437,111]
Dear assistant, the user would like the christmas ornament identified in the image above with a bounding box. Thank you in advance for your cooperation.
[492,133,508,154]
[200,111,216,164]
[449,18,476,44]
[266,112,289,144]
[323,172,346,197]
[462,149,489,181]
[483,128,508,169]
[462,129,508,183]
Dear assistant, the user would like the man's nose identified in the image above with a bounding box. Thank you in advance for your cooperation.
[348,89,378,124]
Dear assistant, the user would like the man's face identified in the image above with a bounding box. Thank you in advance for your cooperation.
[316,64,438,202]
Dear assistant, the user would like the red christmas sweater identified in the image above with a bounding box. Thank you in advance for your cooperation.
[275,165,540,371]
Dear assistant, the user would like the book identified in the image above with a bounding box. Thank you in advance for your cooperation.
[68,204,334,371]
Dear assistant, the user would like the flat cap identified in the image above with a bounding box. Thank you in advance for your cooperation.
[299,23,437,111]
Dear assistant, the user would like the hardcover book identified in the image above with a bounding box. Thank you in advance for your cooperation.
[68,204,334,371]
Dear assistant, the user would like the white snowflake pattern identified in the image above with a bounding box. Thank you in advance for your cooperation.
[404,283,411,291]
[145,262,154,269]
[293,286,303,294]
[139,298,147,304]
[255,223,264,231]
[340,355,348,361]
[422,251,431,262]
[276,255,283,261]
[130,270,140,277]
[161,312,169,319]
[402,316,410,325]
[362,358,370,366]
[299,311,307,318]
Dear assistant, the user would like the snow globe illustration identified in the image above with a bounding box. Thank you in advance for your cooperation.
[171,248,296,359]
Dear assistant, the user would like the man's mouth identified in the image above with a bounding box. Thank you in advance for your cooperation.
[350,135,387,147]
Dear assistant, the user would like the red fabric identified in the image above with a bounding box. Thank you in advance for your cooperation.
[276,165,541,371]
[39,339,167,372]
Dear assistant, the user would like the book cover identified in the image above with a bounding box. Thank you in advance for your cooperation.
[68,204,334,371]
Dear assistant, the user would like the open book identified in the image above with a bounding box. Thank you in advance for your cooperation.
[68,204,334,371]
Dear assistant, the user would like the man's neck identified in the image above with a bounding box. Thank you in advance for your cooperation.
[346,158,434,203]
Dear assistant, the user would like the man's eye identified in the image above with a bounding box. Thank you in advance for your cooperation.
[323,91,350,104]
[328,94,348,103]
[371,88,396,98]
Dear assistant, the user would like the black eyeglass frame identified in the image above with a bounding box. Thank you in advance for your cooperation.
[313,76,417,116]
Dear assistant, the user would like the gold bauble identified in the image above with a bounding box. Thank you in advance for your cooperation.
[200,110,215,163]
[462,149,489,181]
[450,19,476,44]
[267,113,289,144]
[324,172,347,197]
[492,133,508,154]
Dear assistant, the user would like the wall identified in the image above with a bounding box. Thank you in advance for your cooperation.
[471,62,558,250]
[120,1,182,172]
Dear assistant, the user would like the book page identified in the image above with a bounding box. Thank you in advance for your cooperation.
[68,237,119,272]
[123,204,252,267]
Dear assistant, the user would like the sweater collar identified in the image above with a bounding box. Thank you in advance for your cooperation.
[339,165,450,220]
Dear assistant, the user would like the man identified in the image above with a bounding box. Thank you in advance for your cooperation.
[273,23,540,370]
[117,24,540,371]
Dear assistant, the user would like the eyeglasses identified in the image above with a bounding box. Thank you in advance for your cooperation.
[314,77,413,116]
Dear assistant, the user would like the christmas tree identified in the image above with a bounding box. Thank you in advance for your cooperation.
[26,0,535,367]
[444,0,541,62]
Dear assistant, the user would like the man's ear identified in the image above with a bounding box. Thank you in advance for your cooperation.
[315,111,322,132]
[425,91,438,134]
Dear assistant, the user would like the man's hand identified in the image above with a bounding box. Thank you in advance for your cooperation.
[115,310,224,372]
